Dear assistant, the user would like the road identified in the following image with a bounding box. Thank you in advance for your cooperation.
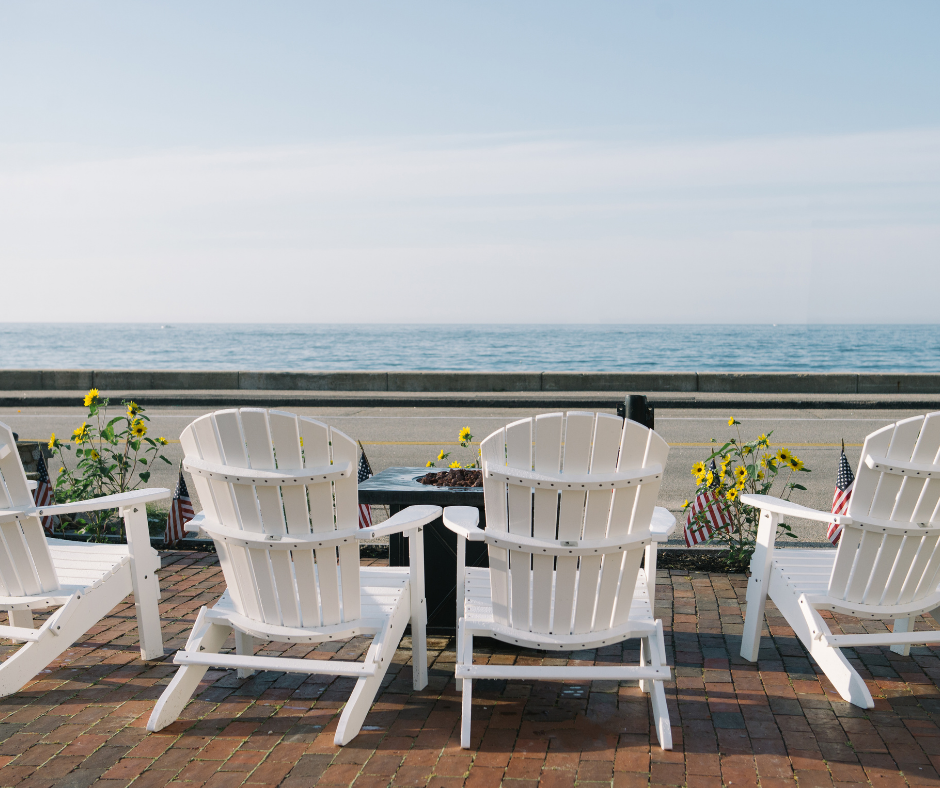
[3,403,925,545]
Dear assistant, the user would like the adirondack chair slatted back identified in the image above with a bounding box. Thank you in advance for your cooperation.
[827,413,940,610]
[0,422,59,596]
[480,412,669,636]
[181,409,361,628]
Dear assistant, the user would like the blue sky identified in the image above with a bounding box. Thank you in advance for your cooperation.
[2,2,938,322]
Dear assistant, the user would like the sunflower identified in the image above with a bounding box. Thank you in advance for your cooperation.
[757,470,765,481]
[88,449,100,461]
[787,456,804,471]
[705,471,714,487]
[449,461,461,469]
[726,488,738,501]
[736,479,746,491]
[437,450,447,461]
[776,447,792,464]
[458,427,472,445]
[426,461,434,467]
[728,417,739,427]
[48,433,57,450]
[757,434,769,447]
[131,419,147,438]
[126,401,141,418]
[72,422,89,442]
[682,499,690,508]
[733,466,748,482]
[158,437,168,446]
[83,388,100,407]
[691,462,706,477]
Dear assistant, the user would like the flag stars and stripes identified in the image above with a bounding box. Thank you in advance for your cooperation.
[828,443,855,545]
[165,464,195,546]
[358,444,373,529]
[33,453,55,535]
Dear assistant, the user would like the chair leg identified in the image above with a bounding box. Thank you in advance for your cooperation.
[408,534,428,691]
[124,505,164,660]
[643,621,672,751]
[781,592,873,709]
[460,623,473,749]
[8,610,33,645]
[235,632,256,679]
[891,618,913,656]
[741,572,769,662]
[334,589,411,746]
[147,608,231,732]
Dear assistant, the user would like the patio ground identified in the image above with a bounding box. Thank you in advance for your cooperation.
[1,552,939,788]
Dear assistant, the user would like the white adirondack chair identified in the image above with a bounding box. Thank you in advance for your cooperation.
[443,412,676,750]
[741,413,940,708]
[147,409,441,745]
[0,421,168,695]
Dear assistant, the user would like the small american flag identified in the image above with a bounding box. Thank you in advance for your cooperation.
[165,465,195,547]
[827,441,855,545]
[357,443,373,529]
[33,453,55,535]
[684,460,733,546]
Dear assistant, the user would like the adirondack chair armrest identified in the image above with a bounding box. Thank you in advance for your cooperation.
[650,507,677,542]
[442,507,485,541]
[739,494,852,526]
[34,488,172,517]
[359,505,442,539]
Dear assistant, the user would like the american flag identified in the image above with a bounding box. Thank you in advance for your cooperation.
[165,465,195,547]
[827,442,855,545]
[33,453,55,535]
[357,443,373,529]
[684,460,733,546]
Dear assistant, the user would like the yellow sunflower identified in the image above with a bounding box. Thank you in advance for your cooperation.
[757,434,769,447]
[705,471,714,487]
[787,456,804,471]
[733,466,748,482]
[682,499,690,508]
[691,462,706,477]
[88,449,100,461]
[736,479,746,491]
[83,388,99,407]
[458,427,472,444]
[757,470,765,481]
[158,437,168,446]
[728,417,739,426]
[48,433,57,450]
[776,447,792,464]
[437,450,447,461]
[131,419,147,438]
[126,401,141,418]
[726,488,738,501]
[72,422,89,442]
[449,461,461,469]
[426,461,434,467]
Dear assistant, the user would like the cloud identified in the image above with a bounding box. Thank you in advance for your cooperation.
[1,128,938,322]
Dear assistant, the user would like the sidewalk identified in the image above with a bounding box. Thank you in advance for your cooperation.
[0,553,938,787]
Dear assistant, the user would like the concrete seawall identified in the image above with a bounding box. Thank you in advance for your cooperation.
[1,369,939,394]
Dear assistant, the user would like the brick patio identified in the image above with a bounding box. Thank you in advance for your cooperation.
[1,552,939,788]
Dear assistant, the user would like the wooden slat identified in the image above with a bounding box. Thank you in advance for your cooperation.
[338,542,361,622]
[869,417,923,520]
[845,530,883,603]
[316,546,341,626]
[240,410,286,536]
[269,411,311,536]
[213,411,264,534]
[828,525,863,599]
[0,522,41,596]
[330,429,358,531]
[247,548,280,624]
[481,430,509,625]
[20,517,58,593]
[292,548,321,627]
[505,418,533,630]
[862,533,903,605]
[882,535,924,607]
[850,424,895,519]
[191,415,240,530]
[912,535,940,602]
[0,423,32,508]
[215,542,260,620]
[898,533,940,605]
[892,414,940,522]
[553,413,594,635]
[0,524,24,596]
[299,418,334,535]
[181,426,219,525]
[531,414,562,633]
[912,414,940,524]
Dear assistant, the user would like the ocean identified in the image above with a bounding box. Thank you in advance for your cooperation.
[0,324,938,372]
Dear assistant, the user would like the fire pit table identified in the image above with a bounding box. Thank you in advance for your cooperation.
[358,467,486,633]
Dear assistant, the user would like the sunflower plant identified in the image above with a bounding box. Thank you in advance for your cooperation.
[47,389,171,540]
[683,417,811,570]
[426,426,480,469]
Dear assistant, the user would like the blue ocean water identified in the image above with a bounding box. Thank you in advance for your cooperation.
[0,324,938,372]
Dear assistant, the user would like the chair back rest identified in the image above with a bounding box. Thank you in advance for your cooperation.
[827,412,940,609]
[181,409,361,628]
[480,411,669,636]
[0,422,59,597]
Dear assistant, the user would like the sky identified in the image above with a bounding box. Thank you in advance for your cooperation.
[1,2,938,323]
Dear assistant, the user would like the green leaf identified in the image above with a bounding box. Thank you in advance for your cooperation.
[160,455,172,464]
[139,457,148,465]
[790,483,807,491]
[139,472,151,483]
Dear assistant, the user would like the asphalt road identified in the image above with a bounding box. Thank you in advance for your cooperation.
[3,404,927,546]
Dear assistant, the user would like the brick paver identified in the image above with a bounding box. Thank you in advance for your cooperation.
[0,551,938,787]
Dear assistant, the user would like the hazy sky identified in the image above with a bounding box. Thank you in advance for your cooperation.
[2,2,938,323]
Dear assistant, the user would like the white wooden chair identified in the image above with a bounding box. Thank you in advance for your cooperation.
[741,412,940,708]
[147,409,441,745]
[0,421,168,695]
[443,412,676,750]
